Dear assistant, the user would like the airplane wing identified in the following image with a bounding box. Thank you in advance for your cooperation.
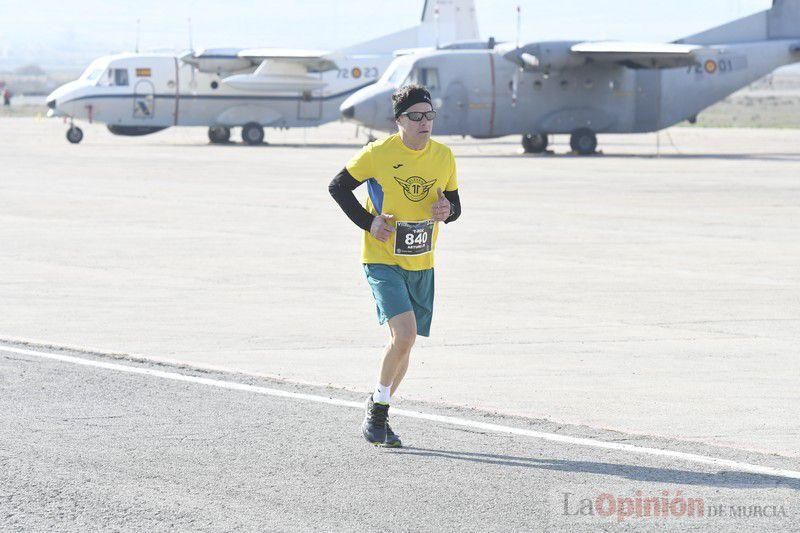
[570,41,706,69]
[182,48,341,74]
[237,48,341,73]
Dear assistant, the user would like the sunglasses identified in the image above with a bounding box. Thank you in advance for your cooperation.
[400,110,437,121]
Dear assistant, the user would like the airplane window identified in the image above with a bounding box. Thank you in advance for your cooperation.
[406,68,419,86]
[419,68,440,92]
[114,69,129,87]
[80,59,108,83]
[84,70,104,82]
[382,62,400,83]
[387,63,412,86]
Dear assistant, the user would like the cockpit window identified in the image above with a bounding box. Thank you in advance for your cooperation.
[380,57,414,86]
[387,64,411,85]
[84,69,104,82]
[80,59,110,84]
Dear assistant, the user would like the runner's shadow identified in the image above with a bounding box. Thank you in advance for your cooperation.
[169,142,365,149]
[394,447,800,490]
[454,152,800,161]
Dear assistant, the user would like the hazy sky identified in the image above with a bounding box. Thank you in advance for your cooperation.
[0,0,773,69]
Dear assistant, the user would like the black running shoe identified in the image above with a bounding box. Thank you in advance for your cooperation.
[384,421,402,448]
[362,395,388,445]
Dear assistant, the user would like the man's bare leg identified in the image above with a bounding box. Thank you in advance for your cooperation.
[390,356,409,396]
[378,310,416,395]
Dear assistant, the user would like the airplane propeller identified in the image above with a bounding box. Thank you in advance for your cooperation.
[511,67,520,107]
[187,18,199,90]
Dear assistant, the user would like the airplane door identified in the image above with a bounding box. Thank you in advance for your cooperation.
[121,59,178,126]
[634,70,662,132]
[442,81,468,133]
[133,79,156,120]
[298,90,322,121]
[298,70,323,122]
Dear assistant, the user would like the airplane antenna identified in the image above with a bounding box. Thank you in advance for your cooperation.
[511,5,522,107]
[435,2,441,49]
[135,18,141,53]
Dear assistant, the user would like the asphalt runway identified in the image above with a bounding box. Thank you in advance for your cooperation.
[2,344,799,532]
[2,116,800,529]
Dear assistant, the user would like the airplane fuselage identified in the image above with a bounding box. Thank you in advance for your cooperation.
[348,40,800,138]
[48,53,390,130]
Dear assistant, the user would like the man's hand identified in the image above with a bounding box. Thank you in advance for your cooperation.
[431,188,451,222]
[370,213,396,242]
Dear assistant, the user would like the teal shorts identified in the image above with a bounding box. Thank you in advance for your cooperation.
[363,264,434,337]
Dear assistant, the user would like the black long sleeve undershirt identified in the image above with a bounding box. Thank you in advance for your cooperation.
[443,189,461,224]
[328,168,462,230]
[328,168,375,232]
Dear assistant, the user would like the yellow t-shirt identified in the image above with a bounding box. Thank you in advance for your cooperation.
[345,134,458,271]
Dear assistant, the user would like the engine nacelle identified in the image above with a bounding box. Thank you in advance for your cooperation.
[504,41,586,72]
[183,49,252,74]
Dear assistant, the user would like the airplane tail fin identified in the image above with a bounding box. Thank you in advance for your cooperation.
[341,0,479,55]
[678,0,800,44]
[420,0,480,44]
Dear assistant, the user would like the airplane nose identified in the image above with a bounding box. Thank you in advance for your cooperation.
[340,98,378,125]
[340,85,393,130]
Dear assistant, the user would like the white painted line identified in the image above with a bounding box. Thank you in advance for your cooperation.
[4,344,800,481]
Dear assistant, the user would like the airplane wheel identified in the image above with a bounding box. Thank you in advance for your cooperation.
[522,133,548,153]
[241,122,264,145]
[208,126,231,144]
[570,128,597,155]
[66,126,83,144]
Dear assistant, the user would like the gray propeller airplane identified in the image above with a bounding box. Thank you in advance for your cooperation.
[341,0,800,154]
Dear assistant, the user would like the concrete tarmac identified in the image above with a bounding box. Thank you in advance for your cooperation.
[2,346,799,532]
[1,117,799,460]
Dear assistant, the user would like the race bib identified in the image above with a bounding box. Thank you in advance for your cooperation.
[394,220,434,256]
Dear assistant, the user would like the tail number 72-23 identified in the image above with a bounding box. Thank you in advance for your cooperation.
[338,67,379,79]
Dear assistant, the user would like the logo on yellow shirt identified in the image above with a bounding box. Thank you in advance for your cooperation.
[394,175,437,202]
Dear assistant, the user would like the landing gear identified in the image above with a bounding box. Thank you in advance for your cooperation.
[570,128,598,155]
[66,125,83,144]
[522,133,548,153]
[241,122,265,145]
[208,126,231,144]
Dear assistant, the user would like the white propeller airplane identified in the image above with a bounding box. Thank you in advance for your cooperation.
[46,0,479,144]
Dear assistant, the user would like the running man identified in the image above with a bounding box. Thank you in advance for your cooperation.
[328,84,461,447]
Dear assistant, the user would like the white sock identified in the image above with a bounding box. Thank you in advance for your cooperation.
[373,383,391,405]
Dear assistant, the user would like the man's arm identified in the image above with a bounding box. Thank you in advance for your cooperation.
[328,168,375,232]
[443,189,461,224]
